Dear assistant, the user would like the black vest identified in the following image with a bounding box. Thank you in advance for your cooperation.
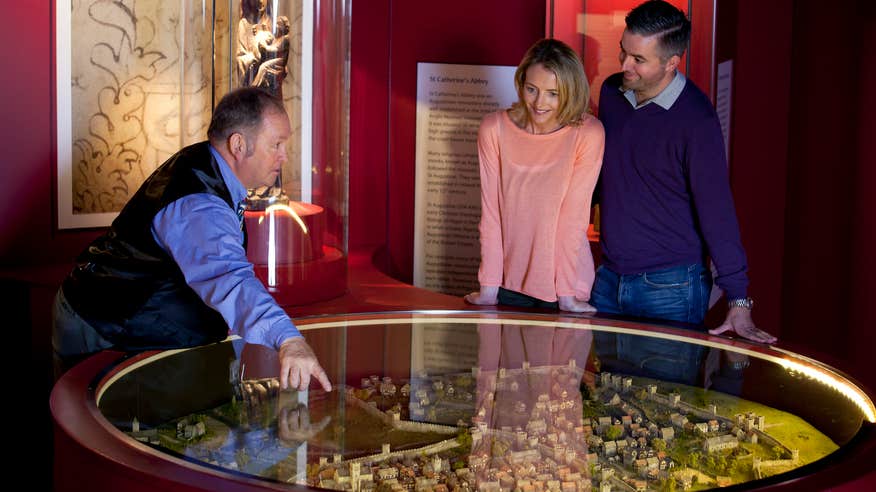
[62,142,237,350]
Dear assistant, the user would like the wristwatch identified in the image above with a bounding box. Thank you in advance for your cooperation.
[728,297,754,310]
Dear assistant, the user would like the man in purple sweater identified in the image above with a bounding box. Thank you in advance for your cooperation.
[591,0,776,384]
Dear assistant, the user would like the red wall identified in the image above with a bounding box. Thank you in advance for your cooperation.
[849,4,876,397]
[349,0,546,280]
[0,3,102,268]
[349,2,391,252]
[780,1,876,394]
[715,0,792,338]
[714,0,876,401]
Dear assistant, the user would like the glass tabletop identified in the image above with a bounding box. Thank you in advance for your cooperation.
[95,312,875,491]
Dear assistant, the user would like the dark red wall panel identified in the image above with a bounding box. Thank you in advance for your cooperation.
[349,0,545,273]
[781,1,876,393]
[848,4,876,397]
[383,0,545,282]
[0,2,102,267]
[719,0,792,337]
[349,1,391,250]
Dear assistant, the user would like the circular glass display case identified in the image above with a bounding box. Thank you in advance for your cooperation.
[54,312,875,491]
[214,0,352,306]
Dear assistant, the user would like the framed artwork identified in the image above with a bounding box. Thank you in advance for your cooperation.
[56,0,214,229]
[56,0,315,229]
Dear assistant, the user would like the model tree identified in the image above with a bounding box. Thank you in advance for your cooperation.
[604,424,624,441]
[652,437,667,452]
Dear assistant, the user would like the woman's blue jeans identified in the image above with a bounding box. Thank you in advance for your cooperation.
[590,263,712,385]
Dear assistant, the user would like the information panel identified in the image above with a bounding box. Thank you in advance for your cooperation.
[413,62,518,296]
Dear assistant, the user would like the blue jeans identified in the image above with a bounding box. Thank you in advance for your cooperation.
[52,288,114,377]
[590,263,711,385]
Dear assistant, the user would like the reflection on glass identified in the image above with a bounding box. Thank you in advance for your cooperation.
[98,314,873,491]
[212,0,350,305]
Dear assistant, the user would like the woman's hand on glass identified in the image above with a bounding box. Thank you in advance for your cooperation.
[558,296,596,313]
[464,286,499,305]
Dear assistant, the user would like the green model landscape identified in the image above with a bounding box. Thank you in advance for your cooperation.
[128,365,838,491]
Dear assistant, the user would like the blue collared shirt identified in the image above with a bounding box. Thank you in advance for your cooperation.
[150,145,301,349]
[621,71,687,109]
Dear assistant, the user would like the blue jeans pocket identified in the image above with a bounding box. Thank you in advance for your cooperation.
[642,268,691,288]
[637,284,689,322]
[635,265,703,324]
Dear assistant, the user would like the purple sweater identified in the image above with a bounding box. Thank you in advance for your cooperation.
[597,72,748,300]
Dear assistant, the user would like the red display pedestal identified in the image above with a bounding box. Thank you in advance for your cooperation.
[244,202,346,306]
[244,202,325,264]
[253,245,346,305]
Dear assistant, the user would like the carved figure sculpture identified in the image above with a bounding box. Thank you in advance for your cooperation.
[236,0,290,99]
[252,16,291,96]
[235,0,292,203]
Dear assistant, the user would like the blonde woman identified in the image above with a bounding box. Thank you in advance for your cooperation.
[465,38,604,312]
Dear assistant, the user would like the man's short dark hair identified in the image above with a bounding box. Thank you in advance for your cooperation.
[207,87,286,143]
[626,0,691,60]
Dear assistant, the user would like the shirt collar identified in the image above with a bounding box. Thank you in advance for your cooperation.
[209,144,248,206]
[621,71,687,110]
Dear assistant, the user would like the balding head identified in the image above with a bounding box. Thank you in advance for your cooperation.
[207,87,287,148]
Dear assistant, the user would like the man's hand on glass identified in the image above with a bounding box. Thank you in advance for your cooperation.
[278,337,332,392]
[709,307,778,344]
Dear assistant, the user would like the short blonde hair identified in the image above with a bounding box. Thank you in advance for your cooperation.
[509,38,590,127]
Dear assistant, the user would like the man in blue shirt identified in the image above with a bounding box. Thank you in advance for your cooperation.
[53,87,331,393]
[592,1,775,383]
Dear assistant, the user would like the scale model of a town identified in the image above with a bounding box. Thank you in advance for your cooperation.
[128,359,836,491]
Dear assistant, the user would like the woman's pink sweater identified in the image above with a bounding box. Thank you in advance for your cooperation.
[477,110,604,302]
